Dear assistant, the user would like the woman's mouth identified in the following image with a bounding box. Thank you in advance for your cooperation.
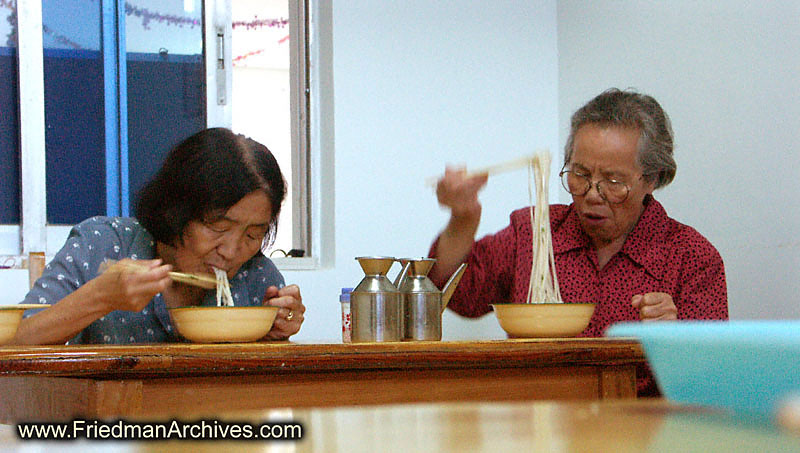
[205,264,227,275]
[581,212,607,226]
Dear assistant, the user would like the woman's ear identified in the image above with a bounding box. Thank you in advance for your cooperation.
[644,174,658,195]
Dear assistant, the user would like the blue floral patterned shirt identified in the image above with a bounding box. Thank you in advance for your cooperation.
[20,216,285,344]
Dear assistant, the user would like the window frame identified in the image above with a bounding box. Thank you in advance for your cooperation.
[275,0,327,271]
[208,0,318,269]
[17,0,46,256]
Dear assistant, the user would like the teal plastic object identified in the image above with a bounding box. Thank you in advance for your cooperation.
[607,321,800,418]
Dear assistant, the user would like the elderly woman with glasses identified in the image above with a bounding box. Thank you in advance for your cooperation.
[428,89,728,394]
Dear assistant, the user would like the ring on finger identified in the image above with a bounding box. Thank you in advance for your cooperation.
[287,310,294,321]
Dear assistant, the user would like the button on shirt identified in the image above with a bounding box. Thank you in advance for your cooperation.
[21,217,285,344]
[430,196,729,335]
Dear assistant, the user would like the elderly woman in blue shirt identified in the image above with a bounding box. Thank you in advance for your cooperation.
[12,128,305,344]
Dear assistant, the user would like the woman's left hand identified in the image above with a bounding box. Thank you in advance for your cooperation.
[262,284,304,339]
[631,292,677,321]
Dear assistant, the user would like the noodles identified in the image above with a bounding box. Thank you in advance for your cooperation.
[214,267,234,307]
[526,151,563,304]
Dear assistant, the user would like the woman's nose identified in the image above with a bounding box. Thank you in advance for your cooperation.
[216,232,242,260]
[584,181,605,203]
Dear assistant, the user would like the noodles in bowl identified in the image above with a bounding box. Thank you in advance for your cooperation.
[492,303,596,338]
[168,267,276,343]
[169,306,278,343]
[491,151,595,337]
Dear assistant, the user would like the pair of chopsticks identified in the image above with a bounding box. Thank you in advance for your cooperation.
[99,260,217,290]
[424,152,546,188]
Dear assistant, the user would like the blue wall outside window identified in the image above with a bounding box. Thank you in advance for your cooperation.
[126,52,206,210]
[0,45,19,224]
[44,48,107,224]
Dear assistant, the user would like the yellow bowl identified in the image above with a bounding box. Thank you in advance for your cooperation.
[0,308,25,345]
[0,305,49,345]
[491,303,596,338]
[169,306,279,343]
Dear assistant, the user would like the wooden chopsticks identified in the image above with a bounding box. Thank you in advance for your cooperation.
[99,260,217,290]
[425,152,546,187]
[165,271,218,290]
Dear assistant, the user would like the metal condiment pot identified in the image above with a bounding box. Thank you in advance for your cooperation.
[350,256,411,342]
[397,259,468,341]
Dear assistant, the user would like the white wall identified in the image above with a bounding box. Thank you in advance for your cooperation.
[557,0,800,319]
[283,0,559,341]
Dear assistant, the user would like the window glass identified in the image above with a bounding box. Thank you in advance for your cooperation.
[42,0,105,224]
[232,0,293,254]
[126,0,205,212]
[0,1,20,224]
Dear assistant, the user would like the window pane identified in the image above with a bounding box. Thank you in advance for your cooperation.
[42,0,105,224]
[0,2,20,224]
[232,0,293,254]
[126,0,205,211]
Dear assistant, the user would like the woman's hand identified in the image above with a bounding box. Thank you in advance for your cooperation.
[262,284,304,339]
[12,259,173,345]
[93,259,173,313]
[436,166,488,220]
[428,167,488,284]
[631,292,677,321]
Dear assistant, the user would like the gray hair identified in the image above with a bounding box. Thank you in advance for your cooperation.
[564,88,676,189]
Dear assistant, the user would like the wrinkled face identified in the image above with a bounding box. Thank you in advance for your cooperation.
[173,190,271,278]
[568,124,655,248]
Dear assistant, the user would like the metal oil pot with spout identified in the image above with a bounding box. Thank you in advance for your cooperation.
[394,258,467,341]
[350,256,411,342]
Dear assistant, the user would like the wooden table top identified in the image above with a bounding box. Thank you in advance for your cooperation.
[0,338,644,379]
[2,399,798,452]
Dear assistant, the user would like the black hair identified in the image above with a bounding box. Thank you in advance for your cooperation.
[135,127,287,248]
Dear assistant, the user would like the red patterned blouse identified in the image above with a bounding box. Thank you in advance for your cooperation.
[430,195,728,326]
[429,196,728,395]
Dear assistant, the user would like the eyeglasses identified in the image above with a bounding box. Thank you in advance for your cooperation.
[559,168,645,204]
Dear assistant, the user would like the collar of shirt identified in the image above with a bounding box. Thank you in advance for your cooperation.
[552,195,670,280]
[551,205,592,254]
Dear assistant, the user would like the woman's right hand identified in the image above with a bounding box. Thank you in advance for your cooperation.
[91,259,173,313]
[12,259,174,345]
[436,166,488,220]
[429,167,487,284]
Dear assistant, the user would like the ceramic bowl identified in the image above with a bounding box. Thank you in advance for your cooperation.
[169,306,279,343]
[0,308,25,345]
[0,305,49,345]
[491,303,596,338]
[607,321,800,419]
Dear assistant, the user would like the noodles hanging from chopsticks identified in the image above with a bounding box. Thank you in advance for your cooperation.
[526,151,562,304]
[214,267,234,307]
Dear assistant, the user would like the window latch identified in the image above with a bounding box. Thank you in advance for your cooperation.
[216,27,226,105]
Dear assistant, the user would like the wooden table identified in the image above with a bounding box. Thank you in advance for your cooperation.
[3,399,799,451]
[0,338,645,421]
